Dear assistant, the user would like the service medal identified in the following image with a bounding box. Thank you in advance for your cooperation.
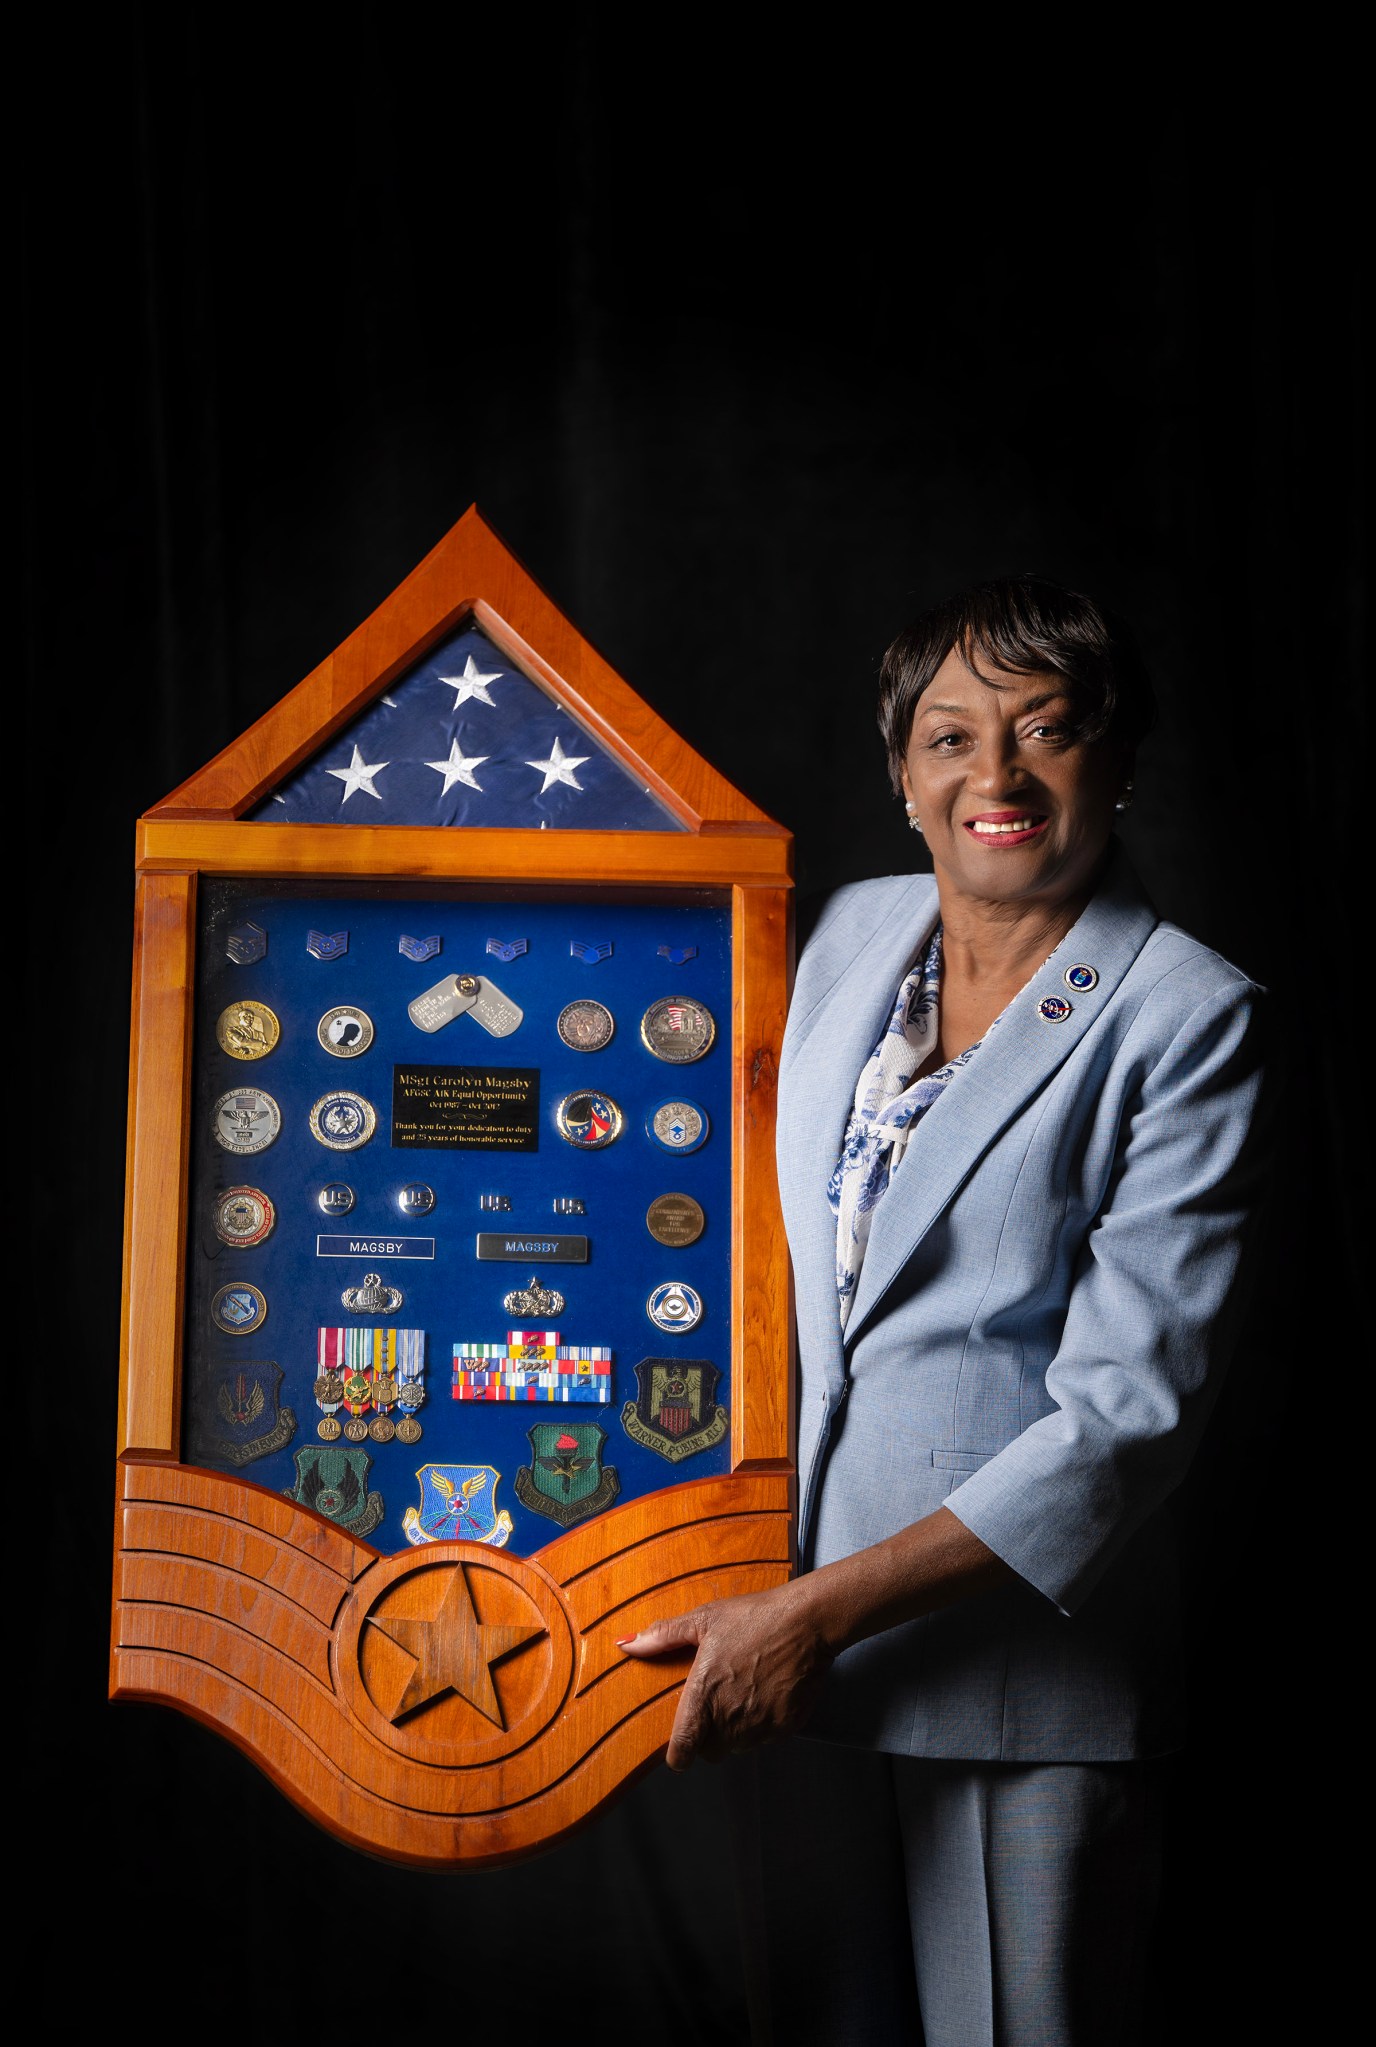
[215,1000,281,1061]
[309,1090,377,1150]
[212,1186,276,1247]
[212,1088,281,1155]
[639,996,716,1064]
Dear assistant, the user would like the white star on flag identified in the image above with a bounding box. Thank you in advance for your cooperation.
[326,743,389,803]
[426,738,489,795]
[526,735,591,793]
[439,656,503,708]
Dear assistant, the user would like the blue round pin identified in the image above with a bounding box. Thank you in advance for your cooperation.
[1064,964,1099,992]
[1038,995,1073,1023]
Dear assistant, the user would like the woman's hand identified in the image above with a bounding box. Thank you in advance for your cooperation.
[618,1580,835,1771]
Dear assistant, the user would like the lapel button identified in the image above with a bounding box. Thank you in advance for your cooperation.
[1037,995,1073,1023]
[1064,963,1099,991]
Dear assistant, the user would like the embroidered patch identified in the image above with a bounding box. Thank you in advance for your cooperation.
[621,1358,728,1462]
[513,1423,620,1525]
[402,1464,514,1547]
[194,1362,296,1467]
[285,1445,385,1536]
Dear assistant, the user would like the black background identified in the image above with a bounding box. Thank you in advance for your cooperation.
[25,17,1359,2039]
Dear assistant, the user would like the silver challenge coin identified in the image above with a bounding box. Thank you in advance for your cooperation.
[640,996,716,1065]
[317,1005,375,1057]
[646,1281,704,1334]
[212,1088,282,1155]
[556,999,615,1052]
[646,1100,710,1154]
[309,1090,378,1151]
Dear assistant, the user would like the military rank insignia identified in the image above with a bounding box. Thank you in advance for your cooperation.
[317,1327,425,1443]
[285,1446,385,1536]
[306,929,349,961]
[514,1423,620,1526]
[403,1464,514,1547]
[193,1362,296,1467]
[399,933,441,962]
[486,937,528,963]
[569,939,613,964]
[452,1329,612,1403]
[621,1359,728,1462]
[225,921,267,965]
[656,944,698,965]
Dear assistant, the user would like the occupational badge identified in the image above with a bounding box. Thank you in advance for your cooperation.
[656,945,698,965]
[306,929,349,961]
[486,938,529,963]
[225,921,267,965]
[194,1361,297,1467]
[569,939,613,964]
[556,998,615,1051]
[342,1271,405,1314]
[502,1277,566,1318]
[399,933,442,962]
[210,1282,268,1336]
[403,1465,514,1547]
[514,1422,620,1526]
[309,1089,377,1149]
[215,1000,280,1060]
[317,1005,375,1057]
[645,1193,705,1247]
[639,996,716,1064]
[212,1088,281,1155]
[554,1089,624,1149]
[621,1359,728,1462]
[646,1099,709,1154]
[453,1329,611,1404]
[318,1182,356,1216]
[212,1185,276,1248]
[285,1445,385,1536]
[646,1281,704,1334]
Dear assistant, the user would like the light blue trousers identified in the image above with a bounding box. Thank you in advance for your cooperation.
[728,1738,1161,2046]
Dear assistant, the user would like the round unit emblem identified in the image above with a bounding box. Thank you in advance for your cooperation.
[1037,995,1073,1024]
[309,1090,378,1150]
[646,1100,710,1154]
[318,1182,356,1216]
[646,1193,706,1248]
[1064,964,1099,992]
[317,1005,375,1057]
[556,999,615,1052]
[212,1186,276,1248]
[210,1282,268,1336]
[215,1000,280,1061]
[554,1090,624,1149]
[646,1281,704,1334]
[212,1088,281,1155]
[640,996,717,1064]
[397,1182,435,1218]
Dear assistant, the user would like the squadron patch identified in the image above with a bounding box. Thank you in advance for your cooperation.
[285,1445,385,1536]
[621,1359,728,1462]
[194,1361,296,1467]
[403,1464,514,1547]
[514,1423,620,1526]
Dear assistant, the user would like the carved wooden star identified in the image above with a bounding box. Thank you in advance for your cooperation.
[369,1564,545,1726]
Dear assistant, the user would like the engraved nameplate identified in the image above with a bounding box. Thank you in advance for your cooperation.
[475,1233,589,1263]
[316,1235,436,1259]
[391,1065,540,1151]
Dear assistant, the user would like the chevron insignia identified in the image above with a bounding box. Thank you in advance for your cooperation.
[569,940,613,964]
[398,934,441,962]
[226,922,267,965]
[486,938,529,963]
[656,945,698,965]
[307,930,349,961]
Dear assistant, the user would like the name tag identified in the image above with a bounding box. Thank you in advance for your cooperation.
[475,1234,589,1263]
[316,1235,436,1259]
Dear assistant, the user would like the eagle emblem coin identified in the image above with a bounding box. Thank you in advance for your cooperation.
[212,1186,276,1247]
[212,1088,281,1155]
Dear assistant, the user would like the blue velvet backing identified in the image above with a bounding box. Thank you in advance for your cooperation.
[248,621,682,832]
[183,884,732,1551]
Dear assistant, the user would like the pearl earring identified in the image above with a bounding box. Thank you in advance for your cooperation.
[904,802,923,835]
[1114,779,1135,814]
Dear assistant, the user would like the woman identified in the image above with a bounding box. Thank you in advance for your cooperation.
[622,576,1267,2044]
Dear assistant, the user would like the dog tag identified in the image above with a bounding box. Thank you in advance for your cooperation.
[469,976,523,1037]
[408,973,481,1034]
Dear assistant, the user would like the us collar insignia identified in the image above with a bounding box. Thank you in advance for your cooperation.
[399,934,442,963]
[402,1464,514,1547]
[307,929,350,961]
[513,1422,620,1525]
[193,1361,296,1468]
[621,1358,728,1463]
[486,938,529,963]
[225,921,267,965]
[284,1445,386,1537]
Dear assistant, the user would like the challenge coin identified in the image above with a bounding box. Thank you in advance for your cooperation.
[317,1005,375,1057]
[212,1088,281,1155]
[554,1090,625,1149]
[646,1281,704,1334]
[646,1194,705,1248]
[213,1186,276,1248]
[640,996,716,1064]
[215,1000,280,1061]
[210,1282,268,1336]
[557,999,615,1052]
[309,1090,378,1150]
[318,1182,356,1216]
[646,1099,710,1154]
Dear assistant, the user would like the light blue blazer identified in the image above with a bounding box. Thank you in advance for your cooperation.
[777,849,1267,1761]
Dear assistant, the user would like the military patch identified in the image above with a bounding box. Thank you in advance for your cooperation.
[307,929,349,961]
[656,944,698,965]
[502,1276,566,1318]
[569,939,613,964]
[452,1327,612,1403]
[622,1359,728,1461]
[402,1464,514,1547]
[399,933,442,962]
[285,1445,385,1536]
[486,938,528,963]
[194,1361,296,1467]
[514,1423,620,1525]
[225,922,267,965]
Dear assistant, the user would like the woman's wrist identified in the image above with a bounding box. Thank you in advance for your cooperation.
[790,1506,1013,1655]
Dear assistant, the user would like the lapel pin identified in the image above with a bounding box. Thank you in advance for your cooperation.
[1037,995,1073,1023]
[1064,964,1099,992]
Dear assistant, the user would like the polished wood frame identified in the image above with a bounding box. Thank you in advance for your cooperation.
[112,508,794,1866]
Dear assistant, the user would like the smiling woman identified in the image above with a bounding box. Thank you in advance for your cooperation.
[622,577,1268,2045]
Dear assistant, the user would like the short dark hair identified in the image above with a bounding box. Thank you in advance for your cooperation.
[877,575,1156,796]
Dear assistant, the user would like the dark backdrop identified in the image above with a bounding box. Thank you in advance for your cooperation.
[25,18,1358,2040]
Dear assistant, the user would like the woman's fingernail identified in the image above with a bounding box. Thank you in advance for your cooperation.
[616,1636,637,1648]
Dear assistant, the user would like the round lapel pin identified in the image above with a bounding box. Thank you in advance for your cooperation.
[1037,995,1073,1023]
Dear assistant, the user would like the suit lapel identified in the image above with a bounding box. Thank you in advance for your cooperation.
[841,852,1160,1347]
